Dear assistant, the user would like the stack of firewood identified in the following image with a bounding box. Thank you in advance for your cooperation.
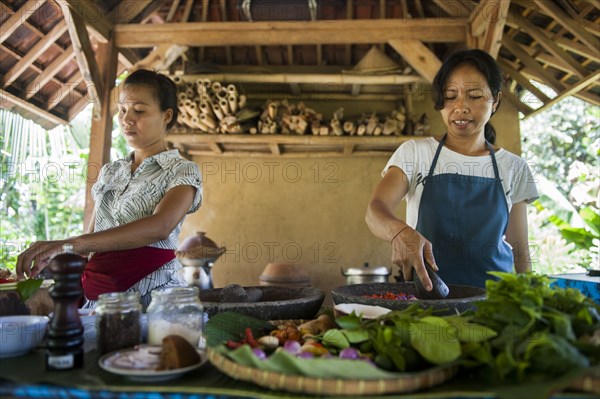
[174,77,252,134]
[252,101,408,136]
[251,100,323,135]
[344,108,407,136]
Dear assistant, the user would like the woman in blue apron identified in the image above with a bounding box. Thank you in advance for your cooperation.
[366,49,539,290]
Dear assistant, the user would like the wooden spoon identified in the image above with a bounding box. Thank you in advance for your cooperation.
[413,262,450,300]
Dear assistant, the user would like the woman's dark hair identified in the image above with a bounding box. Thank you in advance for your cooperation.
[432,49,503,144]
[123,69,179,130]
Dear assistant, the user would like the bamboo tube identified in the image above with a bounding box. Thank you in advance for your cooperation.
[193,116,212,132]
[319,126,329,136]
[268,103,278,120]
[187,102,200,117]
[331,119,343,136]
[373,125,383,136]
[357,125,366,136]
[219,98,230,116]
[238,94,247,109]
[227,84,237,95]
[173,76,184,85]
[297,118,308,134]
[199,101,215,118]
[366,117,378,135]
[250,127,258,134]
[196,84,208,102]
[382,119,397,135]
[178,101,188,118]
[228,95,238,114]
[199,113,217,129]
[311,121,320,135]
[185,88,195,99]
[178,114,195,129]
[211,81,222,93]
[343,121,356,135]
[178,92,187,102]
[212,101,224,120]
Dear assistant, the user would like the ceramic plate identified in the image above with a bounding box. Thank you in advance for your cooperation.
[98,345,206,382]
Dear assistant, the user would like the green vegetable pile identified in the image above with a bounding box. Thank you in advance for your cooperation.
[335,304,496,372]
[469,272,600,381]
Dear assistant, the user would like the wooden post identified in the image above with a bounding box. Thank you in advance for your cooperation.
[83,39,118,231]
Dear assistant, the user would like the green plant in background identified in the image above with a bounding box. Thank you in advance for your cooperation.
[521,93,599,274]
[0,106,130,270]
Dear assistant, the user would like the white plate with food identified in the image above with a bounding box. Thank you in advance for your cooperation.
[98,341,206,382]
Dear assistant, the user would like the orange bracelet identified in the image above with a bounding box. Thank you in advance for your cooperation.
[390,225,411,244]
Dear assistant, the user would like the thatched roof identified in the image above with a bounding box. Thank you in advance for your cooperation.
[1,0,598,129]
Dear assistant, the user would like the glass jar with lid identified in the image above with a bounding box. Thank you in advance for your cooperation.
[96,292,141,355]
[147,287,203,348]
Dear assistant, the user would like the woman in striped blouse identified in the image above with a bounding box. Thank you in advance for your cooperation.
[16,69,202,309]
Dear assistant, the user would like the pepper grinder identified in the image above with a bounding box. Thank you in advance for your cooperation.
[45,244,86,370]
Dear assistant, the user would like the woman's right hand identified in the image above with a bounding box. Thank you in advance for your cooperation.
[391,227,437,291]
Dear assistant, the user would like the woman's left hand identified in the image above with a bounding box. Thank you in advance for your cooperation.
[16,240,70,280]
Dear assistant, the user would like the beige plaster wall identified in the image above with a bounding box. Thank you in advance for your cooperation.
[180,89,522,305]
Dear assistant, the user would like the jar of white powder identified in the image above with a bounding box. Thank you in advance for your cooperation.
[146,287,203,347]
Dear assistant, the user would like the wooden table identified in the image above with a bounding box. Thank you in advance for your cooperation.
[0,348,597,399]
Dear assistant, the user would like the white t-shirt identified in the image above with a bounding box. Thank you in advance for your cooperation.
[383,137,539,228]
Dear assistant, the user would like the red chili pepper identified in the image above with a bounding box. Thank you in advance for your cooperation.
[225,340,243,349]
[244,327,259,347]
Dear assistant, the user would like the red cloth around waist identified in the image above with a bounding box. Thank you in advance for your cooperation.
[82,247,175,301]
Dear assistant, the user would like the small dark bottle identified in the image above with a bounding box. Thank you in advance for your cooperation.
[45,244,86,370]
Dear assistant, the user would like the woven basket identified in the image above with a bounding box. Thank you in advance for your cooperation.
[207,348,459,396]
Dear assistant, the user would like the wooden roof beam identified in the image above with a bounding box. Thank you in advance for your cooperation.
[62,0,141,67]
[46,70,83,111]
[178,73,425,85]
[0,0,46,43]
[59,1,103,119]
[470,0,510,58]
[0,88,68,126]
[533,0,600,51]
[2,20,67,87]
[59,0,112,42]
[511,17,589,78]
[388,39,441,83]
[115,19,468,48]
[498,58,552,104]
[432,0,471,17]
[107,0,156,22]
[501,35,566,93]
[525,70,600,118]
[25,45,74,99]
[503,91,535,116]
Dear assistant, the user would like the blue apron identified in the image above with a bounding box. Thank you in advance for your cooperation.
[415,135,513,288]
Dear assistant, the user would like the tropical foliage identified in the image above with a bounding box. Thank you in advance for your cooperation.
[521,95,600,274]
[0,106,126,268]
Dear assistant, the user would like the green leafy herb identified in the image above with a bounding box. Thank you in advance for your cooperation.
[471,272,600,381]
[16,279,43,302]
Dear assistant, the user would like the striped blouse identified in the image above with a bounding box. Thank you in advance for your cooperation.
[83,149,202,309]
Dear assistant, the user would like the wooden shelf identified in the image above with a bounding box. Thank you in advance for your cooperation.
[166,130,429,158]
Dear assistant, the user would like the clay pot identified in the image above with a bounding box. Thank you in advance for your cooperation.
[175,231,225,267]
[259,263,311,288]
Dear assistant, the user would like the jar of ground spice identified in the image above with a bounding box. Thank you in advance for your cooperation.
[147,287,203,347]
[96,292,141,355]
